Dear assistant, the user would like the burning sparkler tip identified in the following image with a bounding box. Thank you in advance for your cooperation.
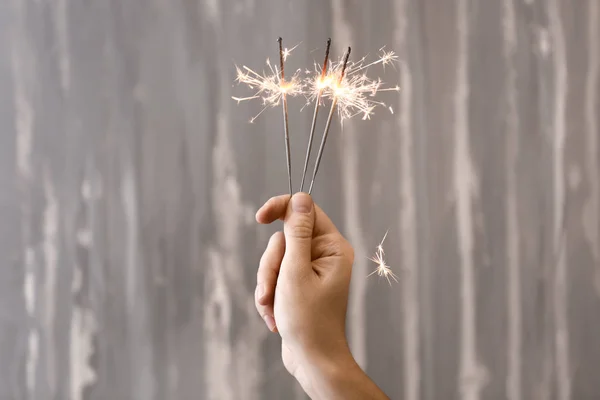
[324,39,332,63]
[234,40,399,128]
[344,47,352,64]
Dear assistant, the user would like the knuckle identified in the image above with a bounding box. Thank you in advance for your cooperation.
[254,296,263,315]
[326,237,344,256]
[256,305,267,319]
[257,266,277,284]
[288,218,313,239]
[326,234,352,258]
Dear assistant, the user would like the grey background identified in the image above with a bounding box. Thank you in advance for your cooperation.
[1,0,599,399]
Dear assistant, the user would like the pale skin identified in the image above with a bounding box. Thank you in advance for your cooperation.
[255,192,389,400]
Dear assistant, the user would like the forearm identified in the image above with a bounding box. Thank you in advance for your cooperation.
[300,349,389,400]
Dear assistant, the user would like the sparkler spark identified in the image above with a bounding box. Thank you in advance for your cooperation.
[376,229,388,255]
[232,46,303,123]
[282,43,300,62]
[306,47,400,121]
[368,231,398,286]
[233,45,399,123]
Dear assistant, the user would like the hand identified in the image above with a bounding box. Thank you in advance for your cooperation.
[254,193,355,393]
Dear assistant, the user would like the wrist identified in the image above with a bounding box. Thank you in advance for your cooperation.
[296,343,389,400]
[298,345,357,400]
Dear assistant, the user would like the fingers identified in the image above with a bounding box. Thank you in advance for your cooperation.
[255,195,290,224]
[256,194,339,238]
[255,231,285,332]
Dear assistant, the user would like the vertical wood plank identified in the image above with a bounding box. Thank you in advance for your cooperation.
[1,1,599,399]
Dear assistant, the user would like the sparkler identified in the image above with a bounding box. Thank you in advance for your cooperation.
[299,38,331,192]
[306,47,399,194]
[278,37,293,195]
[232,38,302,194]
[307,46,352,195]
[368,230,399,285]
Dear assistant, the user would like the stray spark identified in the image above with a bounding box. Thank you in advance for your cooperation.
[282,42,300,62]
[368,231,398,286]
[377,230,388,255]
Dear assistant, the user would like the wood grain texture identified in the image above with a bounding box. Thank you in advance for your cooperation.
[1,0,599,399]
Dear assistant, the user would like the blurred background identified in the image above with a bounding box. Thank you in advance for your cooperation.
[1,0,599,399]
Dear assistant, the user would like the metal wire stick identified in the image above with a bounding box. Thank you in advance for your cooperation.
[278,37,293,195]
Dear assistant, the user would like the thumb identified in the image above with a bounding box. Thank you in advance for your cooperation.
[282,193,315,274]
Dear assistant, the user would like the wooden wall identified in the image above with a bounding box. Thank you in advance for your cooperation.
[1,0,599,399]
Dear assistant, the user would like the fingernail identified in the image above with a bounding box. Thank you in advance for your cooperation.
[264,315,276,332]
[291,193,312,214]
[256,284,265,302]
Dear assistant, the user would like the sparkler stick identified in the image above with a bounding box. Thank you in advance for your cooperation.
[299,38,331,192]
[278,37,293,195]
[307,46,351,195]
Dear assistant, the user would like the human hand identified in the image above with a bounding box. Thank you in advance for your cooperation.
[254,193,355,392]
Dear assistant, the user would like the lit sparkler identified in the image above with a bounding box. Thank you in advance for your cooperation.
[232,38,303,194]
[307,46,352,195]
[233,41,399,196]
[306,47,399,194]
[278,37,293,195]
[368,230,398,286]
[299,38,332,192]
